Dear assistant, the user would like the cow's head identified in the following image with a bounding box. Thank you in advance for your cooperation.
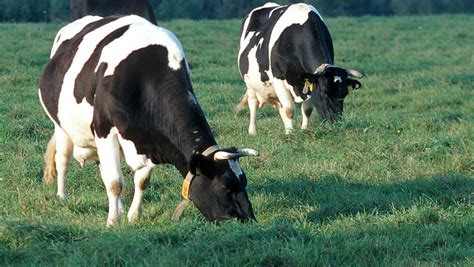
[299,64,363,122]
[174,147,258,222]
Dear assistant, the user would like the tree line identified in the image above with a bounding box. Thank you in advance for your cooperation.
[1,0,473,22]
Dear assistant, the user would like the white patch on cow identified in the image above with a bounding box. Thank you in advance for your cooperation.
[243,46,270,91]
[263,2,280,8]
[96,16,184,76]
[50,16,102,58]
[238,31,255,60]
[228,160,243,180]
[334,76,342,83]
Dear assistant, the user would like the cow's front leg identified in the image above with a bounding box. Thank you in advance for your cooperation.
[301,99,313,130]
[128,166,153,223]
[95,133,123,227]
[274,80,295,134]
[54,126,73,201]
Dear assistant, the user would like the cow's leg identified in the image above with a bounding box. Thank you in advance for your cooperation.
[247,89,259,135]
[273,80,295,134]
[54,126,73,201]
[127,166,153,223]
[301,99,313,130]
[95,133,123,227]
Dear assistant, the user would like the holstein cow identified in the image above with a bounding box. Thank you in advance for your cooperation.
[70,0,157,25]
[39,15,258,227]
[238,3,364,135]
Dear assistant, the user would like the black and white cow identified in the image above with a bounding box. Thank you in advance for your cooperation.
[70,0,157,25]
[39,15,258,226]
[238,3,364,134]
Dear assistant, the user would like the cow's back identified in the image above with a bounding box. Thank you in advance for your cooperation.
[39,15,184,147]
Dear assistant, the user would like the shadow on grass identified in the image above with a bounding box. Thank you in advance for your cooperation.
[1,172,472,265]
[251,172,473,223]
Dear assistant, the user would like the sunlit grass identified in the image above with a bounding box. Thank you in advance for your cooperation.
[1,15,473,265]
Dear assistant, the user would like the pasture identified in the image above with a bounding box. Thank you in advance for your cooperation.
[0,15,473,265]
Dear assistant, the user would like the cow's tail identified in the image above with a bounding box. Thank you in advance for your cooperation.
[43,134,56,184]
[236,93,248,112]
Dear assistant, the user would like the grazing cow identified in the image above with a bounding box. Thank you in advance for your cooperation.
[238,3,364,134]
[70,0,157,25]
[39,15,258,227]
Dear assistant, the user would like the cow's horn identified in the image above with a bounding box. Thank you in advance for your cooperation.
[172,199,191,221]
[345,69,364,78]
[314,63,332,74]
[214,151,239,160]
[237,148,259,157]
[214,149,259,160]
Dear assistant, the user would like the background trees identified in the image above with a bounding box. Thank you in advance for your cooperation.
[0,0,473,22]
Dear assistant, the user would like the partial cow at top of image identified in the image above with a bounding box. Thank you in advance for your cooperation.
[69,0,157,24]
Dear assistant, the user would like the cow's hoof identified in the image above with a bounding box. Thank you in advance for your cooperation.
[127,212,141,224]
[106,218,120,228]
[56,192,67,202]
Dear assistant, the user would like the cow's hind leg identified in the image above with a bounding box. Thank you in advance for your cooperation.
[301,99,313,130]
[247,89,259,135]
[95,132,123,227]
[54,126,73,201]
[43,133,57,183]
[127,166,153,223]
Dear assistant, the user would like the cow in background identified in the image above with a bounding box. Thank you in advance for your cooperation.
[238,3,364,135]
[70,0,157,24]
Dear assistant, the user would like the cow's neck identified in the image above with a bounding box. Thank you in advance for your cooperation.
[148,90,217,177]
[166,124,217,178]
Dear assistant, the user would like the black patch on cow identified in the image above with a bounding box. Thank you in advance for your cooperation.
[92,45,216,171]
[39,16,120,125]
[74,25,130,106]
[70,0,157,25]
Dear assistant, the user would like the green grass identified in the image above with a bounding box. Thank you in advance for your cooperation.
[1,15,473,265]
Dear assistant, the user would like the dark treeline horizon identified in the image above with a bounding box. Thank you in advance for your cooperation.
[0,0,473,22]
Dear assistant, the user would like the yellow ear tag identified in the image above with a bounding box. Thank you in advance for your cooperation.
[304,79,314,94]
[182,179,191,200]
[182,174,194,200]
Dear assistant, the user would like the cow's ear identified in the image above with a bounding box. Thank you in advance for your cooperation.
[299,73,320,84]
[347,78,362,90]
[189,153,205,176]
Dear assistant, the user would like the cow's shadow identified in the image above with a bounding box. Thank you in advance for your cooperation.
[250,172,472,222]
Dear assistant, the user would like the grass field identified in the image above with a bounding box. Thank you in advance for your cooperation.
[1,15,473,265]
